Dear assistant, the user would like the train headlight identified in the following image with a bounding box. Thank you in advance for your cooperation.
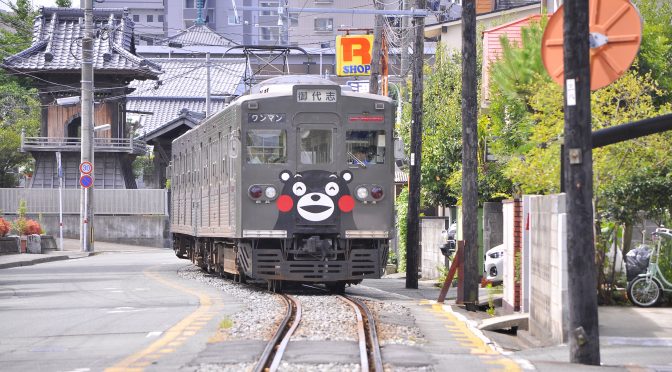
[356,186,368,200]
[249,185,263,199]
[370,185,384,200]
[265,186,277,199]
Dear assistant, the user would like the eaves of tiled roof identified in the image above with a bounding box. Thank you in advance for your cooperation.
[1,7,160,79]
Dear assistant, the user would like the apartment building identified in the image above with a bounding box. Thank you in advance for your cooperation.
[92,0,165,45]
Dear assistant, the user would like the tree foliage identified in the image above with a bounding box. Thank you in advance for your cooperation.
[55,0,72,7]
[0,1,41,187]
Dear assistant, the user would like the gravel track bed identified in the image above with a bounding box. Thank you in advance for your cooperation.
[291,295,358,341]
[178,265,284,341]
[179,265,427,371]
[361,299,425,346]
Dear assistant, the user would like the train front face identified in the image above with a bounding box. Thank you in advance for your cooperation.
[239,82,394,284]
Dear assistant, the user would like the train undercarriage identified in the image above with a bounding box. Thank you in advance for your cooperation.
[173,233,389,292]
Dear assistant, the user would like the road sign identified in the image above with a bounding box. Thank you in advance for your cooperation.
[80,161,93,175]
[541,0,642,91]
[80,175,93,188]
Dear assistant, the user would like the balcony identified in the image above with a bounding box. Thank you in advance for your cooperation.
[20,137,147,155]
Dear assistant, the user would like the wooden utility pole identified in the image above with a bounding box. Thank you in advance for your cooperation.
[405,0,425,289]
[461,0,478,311]
[563,0,600,365]
[369,0,384,94]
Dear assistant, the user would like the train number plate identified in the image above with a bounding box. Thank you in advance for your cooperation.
[296,89,337,103]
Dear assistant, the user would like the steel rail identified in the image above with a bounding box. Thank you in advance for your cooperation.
[254,294,301,372]
[339,295,384,372]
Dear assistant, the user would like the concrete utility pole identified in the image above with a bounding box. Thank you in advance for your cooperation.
[369,0,384,95]
[461,0,478,311]
[80,0,94,252]
[405,0,425,290]
[563,0,600,365]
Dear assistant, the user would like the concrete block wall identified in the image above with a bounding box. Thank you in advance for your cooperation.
[22,214,170,248]
[420,217,449,280]
[528,194,568,344]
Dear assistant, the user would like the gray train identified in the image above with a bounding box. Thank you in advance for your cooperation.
[170,76,395,292]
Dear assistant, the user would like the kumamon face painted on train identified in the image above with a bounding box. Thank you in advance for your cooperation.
[274,170,356,232]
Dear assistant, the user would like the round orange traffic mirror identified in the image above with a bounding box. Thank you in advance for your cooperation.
[542,0,642,91]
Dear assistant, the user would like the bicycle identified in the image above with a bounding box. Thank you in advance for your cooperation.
[627,227,672,307]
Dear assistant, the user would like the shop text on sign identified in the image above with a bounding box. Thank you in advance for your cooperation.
[336,35,374,77]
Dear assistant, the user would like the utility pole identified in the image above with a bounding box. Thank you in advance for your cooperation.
[206,52,211,116]
[369,0,384,95]
[563,0,600,365]
[399,0,411,85]
[461,0,478,311]
[406,0,425,289]
[80,0,94,252]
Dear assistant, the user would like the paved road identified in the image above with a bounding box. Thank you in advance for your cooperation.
[0,249,233,372]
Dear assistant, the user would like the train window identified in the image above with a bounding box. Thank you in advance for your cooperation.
[246,129,287,164]
[346,130,386,165]
[299,129,332,164]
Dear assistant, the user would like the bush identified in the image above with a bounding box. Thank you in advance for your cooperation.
[0,217,10,237]
[11,217,41,236]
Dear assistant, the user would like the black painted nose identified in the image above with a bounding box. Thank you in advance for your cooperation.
[311,194,320,201]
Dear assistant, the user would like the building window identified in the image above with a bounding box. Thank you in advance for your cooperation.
[228,13,240,25]
[158,14,164,22]
[185,0,195,8]
[260,1,279,16]
[147,14,153,23]
[314,18,333,32]
[289,12,299,27]
[133,14,140,22]
[259,27,273,41]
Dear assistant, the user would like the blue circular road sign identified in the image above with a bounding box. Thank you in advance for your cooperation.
[80,175,93,188]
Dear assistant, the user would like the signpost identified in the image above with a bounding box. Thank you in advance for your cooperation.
[56,152,63,251]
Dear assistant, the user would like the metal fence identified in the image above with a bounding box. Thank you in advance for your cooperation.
[0,189,168,216]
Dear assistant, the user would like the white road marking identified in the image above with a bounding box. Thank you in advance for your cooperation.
[146,331,163,338]
[106,307,147,314]
[109,290,124,293]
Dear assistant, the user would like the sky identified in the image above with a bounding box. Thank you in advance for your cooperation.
[0,1,80,11]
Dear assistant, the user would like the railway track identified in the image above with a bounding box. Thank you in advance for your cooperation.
[254,286,383,372]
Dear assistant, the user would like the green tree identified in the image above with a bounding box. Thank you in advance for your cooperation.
[632,0,672,102]
[55,0,72,7]
[0,1,40,187]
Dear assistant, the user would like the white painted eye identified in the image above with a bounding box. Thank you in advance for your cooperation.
[280,172,291,181]
[342,172,352,182]
[325,182,339,196]
[292,182,307,196]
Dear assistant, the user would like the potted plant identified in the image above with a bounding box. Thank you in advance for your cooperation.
[11,200,42,253]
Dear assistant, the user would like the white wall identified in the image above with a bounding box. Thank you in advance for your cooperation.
[502,201,515,310]
[528,193,568,344]
[420,217,449,279]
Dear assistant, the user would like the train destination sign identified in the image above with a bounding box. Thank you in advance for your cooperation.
[248,113,286,123]
[296,89,337,103]
[336,35,374,77]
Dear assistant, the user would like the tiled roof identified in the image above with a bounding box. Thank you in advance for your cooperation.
[160,24,237,47]
[131,98,228,139]
[2,7,160,79]
[129,58,246,137]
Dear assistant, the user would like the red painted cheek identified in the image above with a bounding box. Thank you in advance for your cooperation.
[338,195,355,213]
[277,195,294,212]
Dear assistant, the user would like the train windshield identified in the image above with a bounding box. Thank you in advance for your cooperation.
[299,128,332,164]
[246,129,287,164]
[346,130,386,165]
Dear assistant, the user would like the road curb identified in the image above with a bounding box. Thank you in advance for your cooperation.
[0,252,95,269]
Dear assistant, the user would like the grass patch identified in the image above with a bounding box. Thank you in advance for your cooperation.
[219,317,233,329]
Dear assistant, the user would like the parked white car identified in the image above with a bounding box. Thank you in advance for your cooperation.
[484,244,505,283]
